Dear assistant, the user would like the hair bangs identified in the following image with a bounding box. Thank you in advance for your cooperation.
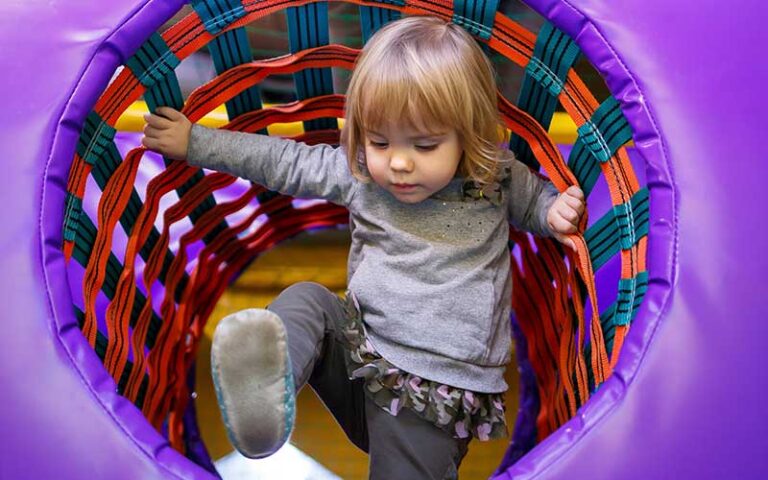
[356,59,454,136]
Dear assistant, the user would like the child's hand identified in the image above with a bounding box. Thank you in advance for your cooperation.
[546,185,585,251]
[141,107,192,161]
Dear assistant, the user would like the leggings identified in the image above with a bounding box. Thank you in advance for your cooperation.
[268,281,471,480]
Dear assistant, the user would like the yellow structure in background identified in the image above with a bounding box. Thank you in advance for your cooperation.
[118,100,580,144]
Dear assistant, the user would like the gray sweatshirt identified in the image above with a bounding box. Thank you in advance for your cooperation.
[188,125,558,393]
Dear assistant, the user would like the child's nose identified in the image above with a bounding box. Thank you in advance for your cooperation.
[389,152,413,172]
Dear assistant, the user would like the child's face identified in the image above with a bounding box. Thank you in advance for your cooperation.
[364,120,462,204]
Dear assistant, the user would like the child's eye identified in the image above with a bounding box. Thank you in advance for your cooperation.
[415,144,439,152]
[368,140,389,149]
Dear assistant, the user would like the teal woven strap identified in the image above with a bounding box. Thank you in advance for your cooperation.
[125,33,181,87]
[585,187,649,270]
[510,23,580,169]
[73,214,162,350]
[128,33,230,243]
[190,0,246,35]
[613,187,649,250]
[207,27,264,121]
[64,111,117,242]
[584,208,619,270]
[125,33,183,112]
[287,3,336,131]
[597,270,649,357]
[74,306,150,406]
[360,5,401,42]
[452,0,499,40]
[568,96,633,195]
[63,193,83,243]
[584,269,648,388]
[614,270,649,326]
[77,111,117,166]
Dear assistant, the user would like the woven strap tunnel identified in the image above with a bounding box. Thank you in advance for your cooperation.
[63,0,648,466]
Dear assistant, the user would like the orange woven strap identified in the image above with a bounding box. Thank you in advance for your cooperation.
[144,173,242,399]
[511,231,566,434]
[141,102,349,428]
[103,160,202,379]
[71,43,351,419]
[499,93,612,392]
[80,148,143,347]
[121,172,234,416]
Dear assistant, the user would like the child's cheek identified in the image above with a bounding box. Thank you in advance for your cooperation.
[365,151,389,188]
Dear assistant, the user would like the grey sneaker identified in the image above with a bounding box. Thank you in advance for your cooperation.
[211,309,296,459]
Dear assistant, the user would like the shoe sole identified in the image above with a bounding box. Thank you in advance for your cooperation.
[211,309,296,459]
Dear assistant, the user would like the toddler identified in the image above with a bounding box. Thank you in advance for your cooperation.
[143,15,584,480]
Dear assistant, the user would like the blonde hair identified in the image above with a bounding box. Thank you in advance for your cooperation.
[341,16,507,186]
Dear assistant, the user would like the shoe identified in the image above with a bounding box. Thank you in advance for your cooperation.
[211,308,296,458]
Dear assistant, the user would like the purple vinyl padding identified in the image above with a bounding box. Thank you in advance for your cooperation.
[0,0,765,479]
[0,2,210,479]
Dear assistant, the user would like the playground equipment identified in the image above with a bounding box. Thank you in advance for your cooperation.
[1,1,766,479]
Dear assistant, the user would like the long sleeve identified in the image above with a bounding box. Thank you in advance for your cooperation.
[186,125,358,207]
[505,157,559,237]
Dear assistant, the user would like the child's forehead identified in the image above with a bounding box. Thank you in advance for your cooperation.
[362,110,449,137]
[355,69,460,133]
[365,124,450,139]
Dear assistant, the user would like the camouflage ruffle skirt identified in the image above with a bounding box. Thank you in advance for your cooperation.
[340,293,508,441]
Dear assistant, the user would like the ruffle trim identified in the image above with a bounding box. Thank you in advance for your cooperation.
[340,293,508,441]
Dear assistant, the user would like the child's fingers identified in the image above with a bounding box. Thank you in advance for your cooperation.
[561,193,585,212]
[156,106,184,121]
[143,124,163,138]
[565,185,584,200]
[140,135,163,151]
[549,214,578,234]
[143,113,174,129]
[557,203,580,225]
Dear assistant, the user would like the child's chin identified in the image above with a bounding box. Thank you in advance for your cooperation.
[391,190,428,204]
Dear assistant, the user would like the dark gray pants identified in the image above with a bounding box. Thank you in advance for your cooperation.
[267,282,471,480]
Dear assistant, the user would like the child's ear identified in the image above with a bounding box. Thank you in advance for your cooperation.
[357,147,369,173]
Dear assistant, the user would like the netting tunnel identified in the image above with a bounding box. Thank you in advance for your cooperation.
[1,0,766,478]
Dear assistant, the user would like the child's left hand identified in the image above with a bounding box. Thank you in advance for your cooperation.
[547,186,586,251]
